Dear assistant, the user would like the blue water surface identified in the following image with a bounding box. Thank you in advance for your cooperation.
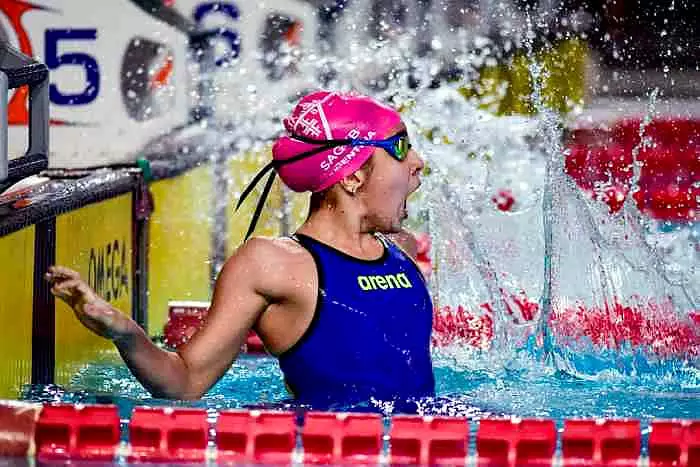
[21,345,700,421]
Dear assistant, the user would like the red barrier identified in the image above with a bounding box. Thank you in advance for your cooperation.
[562,419,640,466]
[390,415,469,466]
[0,402,41,458]
[35,404,119,460]
[128,407,208,462]
[565,118,699,220]
[303,412,383,464]
[649,420,700,467]
[216,410,296,463]
[4,402,700,464]
[612,119,700,150]
[163,301,210,349]
[165,301,266,352]
[433,297,700,358]
[476,418,556,466]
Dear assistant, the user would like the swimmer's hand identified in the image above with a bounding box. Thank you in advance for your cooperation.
[45,265,134,342]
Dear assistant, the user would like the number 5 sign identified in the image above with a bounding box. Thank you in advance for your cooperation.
[2,0,188,169]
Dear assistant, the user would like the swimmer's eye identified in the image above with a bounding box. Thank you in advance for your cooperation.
[347,132,411,161]
[393,135,411,161]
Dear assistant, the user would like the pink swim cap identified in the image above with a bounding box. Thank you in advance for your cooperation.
[236,90,402,241]
[272,90,402,192]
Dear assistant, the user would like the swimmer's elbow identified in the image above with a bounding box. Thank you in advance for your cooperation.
[148,382,206,401]
[177,381,211,400]
[146,353,207,400]
[179,390,206,401]
[180,362,216,400]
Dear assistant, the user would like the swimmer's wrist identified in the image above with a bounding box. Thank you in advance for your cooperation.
[110,319,141,348]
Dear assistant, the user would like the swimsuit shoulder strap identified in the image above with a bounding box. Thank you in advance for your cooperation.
[375,232,427,284]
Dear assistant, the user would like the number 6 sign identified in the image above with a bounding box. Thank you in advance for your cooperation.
[174,0,320,120]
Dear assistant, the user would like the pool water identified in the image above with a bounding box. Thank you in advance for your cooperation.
[21,345,700,421]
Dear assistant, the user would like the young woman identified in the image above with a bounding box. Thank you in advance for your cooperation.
[47,90,434,409]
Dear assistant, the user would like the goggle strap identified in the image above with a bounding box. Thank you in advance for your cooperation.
[278,144,340,166]
[235,144,332,212]
[243,169,277,242]
[290,130,408,148]
[236,161,275,211]
[236,143,341,242]
[289,133,351,146]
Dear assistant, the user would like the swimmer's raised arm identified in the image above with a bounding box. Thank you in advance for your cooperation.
[46,238,277,400]
[171,238,274,398]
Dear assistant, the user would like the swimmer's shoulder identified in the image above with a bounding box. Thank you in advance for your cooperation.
[240,235,311,265]
[220,236,315,296]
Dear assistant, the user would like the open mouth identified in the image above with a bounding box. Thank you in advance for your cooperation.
[401,198,408,218]
[411,179,422,195]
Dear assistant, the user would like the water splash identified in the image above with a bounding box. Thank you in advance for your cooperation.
[182,1,698,384]
[521,10,566,362]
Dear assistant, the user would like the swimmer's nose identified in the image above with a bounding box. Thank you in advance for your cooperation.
[409,148,424,177]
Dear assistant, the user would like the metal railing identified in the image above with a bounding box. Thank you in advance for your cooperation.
[0,42,49,187]
[0,71,7,181]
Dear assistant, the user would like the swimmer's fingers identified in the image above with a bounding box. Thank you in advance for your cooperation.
[50,278,81,300]
[50,278,95,304]
[45,265,81,283]
[47,275,124,340]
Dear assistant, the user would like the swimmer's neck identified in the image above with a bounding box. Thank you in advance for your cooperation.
[297,204,385,255]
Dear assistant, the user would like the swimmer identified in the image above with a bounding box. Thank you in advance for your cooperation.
[46,90,434,408]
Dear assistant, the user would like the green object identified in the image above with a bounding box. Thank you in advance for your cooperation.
[136,158,153,182]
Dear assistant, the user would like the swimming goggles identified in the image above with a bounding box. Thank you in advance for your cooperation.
[236,130,412,241]
[290,130,412,162]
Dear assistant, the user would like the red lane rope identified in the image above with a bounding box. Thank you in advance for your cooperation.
[1,402,696,464]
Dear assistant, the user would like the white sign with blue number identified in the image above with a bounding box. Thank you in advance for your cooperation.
[3,0,319,168]
[173,0,320,120]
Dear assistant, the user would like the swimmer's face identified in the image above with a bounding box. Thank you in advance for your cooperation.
[360,123,424,233]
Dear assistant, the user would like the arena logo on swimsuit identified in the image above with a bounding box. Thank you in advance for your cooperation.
[357,273,412,291]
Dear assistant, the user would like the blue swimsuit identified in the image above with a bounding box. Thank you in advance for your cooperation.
[278,233,435,408]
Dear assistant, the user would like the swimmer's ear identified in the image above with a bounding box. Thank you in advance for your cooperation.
[339,165,371,195]
[339,174,359,195]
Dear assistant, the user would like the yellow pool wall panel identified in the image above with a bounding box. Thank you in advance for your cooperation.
[54,195,133,386]
[148,164,213,336]
[0,227,35,398]
[459,38,588,116]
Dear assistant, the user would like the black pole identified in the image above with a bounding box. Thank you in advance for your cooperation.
[31,218,56,385]
[132,174,152,331]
